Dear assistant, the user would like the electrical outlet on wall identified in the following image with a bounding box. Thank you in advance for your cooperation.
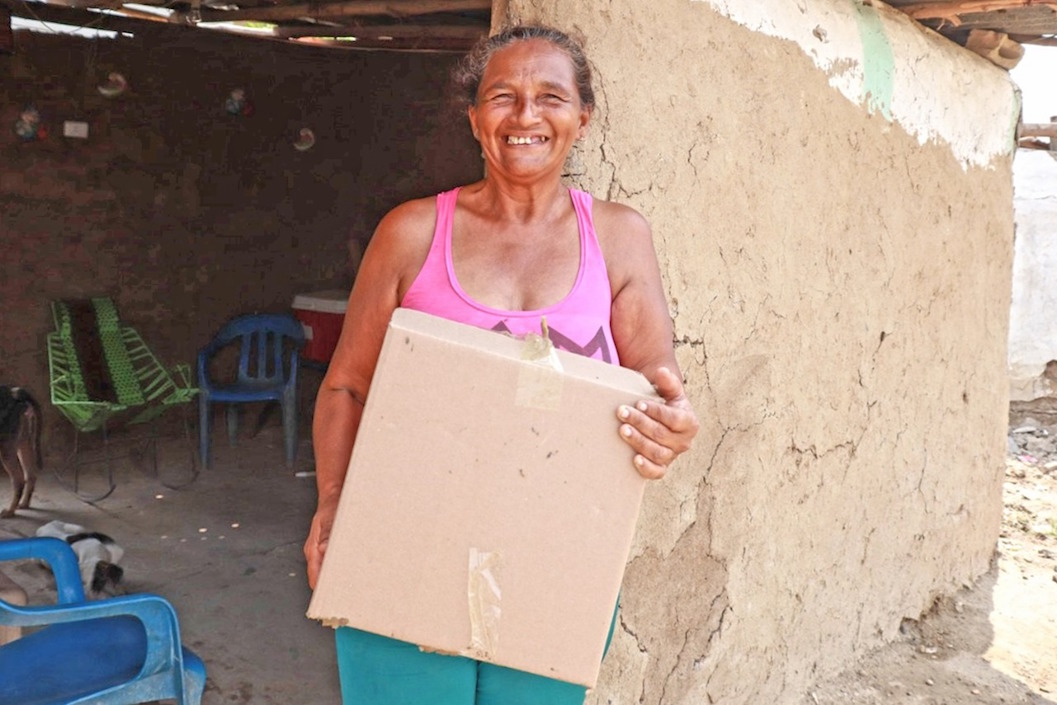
[63,121,89,139]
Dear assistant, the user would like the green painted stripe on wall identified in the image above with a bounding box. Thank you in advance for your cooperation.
[854,2,894,120]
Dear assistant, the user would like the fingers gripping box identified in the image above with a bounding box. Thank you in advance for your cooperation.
[306,308,658,687]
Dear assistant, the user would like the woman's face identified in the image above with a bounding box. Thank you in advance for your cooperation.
[468,39,591,185]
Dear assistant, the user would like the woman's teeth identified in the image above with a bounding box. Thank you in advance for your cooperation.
[507,136,547,145]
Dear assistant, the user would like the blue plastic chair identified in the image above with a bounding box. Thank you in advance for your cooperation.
[0,537,206,705]
[197,313,305,469]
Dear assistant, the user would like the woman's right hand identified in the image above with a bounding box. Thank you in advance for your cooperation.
[304,494,341,590]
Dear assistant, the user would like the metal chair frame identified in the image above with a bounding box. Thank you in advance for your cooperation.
[47,298,198,501]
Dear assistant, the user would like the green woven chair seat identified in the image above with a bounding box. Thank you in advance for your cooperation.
[48,298,197,433]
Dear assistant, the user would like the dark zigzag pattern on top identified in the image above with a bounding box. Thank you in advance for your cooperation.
[491,322,613,364]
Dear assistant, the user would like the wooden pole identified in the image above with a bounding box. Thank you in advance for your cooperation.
[0,5,12,53]
[1021,123,1057,139]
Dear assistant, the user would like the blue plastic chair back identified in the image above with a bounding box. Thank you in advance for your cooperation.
[204,313,305,396]
[0,537,206,705]
[197,313,306,468]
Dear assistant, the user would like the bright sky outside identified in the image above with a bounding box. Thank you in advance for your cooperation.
[1011,45,1057,123]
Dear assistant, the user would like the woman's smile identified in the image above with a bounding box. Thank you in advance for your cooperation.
[506,135,549,145]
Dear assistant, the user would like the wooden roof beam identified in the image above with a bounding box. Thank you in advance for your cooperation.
[275,22,485,40]
[35,0,124,10]
[194,0,490,24]
[1021,122,1057,139]
[0,0,153,30]
[292,34,474,51]
[1009,33,1057,45]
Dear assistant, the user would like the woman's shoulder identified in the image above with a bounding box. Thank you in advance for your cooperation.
[583,193,658,291]
[377,194,440,237]
[358,195,440,290]
[373,190,455,256]
[586,193,652,243]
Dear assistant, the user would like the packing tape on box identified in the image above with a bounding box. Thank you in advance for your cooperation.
[465,547,502,661]
[515,320,564,411]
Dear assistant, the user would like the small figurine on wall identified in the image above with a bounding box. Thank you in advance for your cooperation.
[97,72,128,98]
[13,106,46,142]
[224,88,254,117]
[293,127,316,151]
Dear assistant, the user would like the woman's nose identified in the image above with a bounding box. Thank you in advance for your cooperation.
[514,96,540,122]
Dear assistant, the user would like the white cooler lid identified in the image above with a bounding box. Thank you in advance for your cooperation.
[292,289,349,314]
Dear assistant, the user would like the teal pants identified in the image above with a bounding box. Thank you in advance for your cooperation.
[335,605,617,705]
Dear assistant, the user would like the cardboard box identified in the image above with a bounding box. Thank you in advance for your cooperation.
[291,289,349,364]
[307,309,658,687]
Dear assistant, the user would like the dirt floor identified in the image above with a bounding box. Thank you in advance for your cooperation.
[805,417,1057,705]
[0,418,343,705]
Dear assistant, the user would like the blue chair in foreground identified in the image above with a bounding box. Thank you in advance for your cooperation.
[197,313,305,469]
[0,537,206,705]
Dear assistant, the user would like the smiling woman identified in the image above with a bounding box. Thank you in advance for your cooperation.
[304,23,700,705]
[466,39,591,189]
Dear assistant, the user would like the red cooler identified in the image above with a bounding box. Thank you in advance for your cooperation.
[292,289,349,365]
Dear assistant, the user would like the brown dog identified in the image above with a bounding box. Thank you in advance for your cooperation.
[0,386,42,518]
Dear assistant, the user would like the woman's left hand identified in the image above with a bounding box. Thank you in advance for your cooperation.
[617,366,699,479]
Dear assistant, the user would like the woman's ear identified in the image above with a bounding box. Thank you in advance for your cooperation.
[468,105,480,141]
[577,107,592,140]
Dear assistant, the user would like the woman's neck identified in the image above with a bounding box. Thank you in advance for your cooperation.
[465,177,570,225]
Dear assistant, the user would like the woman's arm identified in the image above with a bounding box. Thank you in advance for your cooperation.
[596,201,699,480]
[304,198,435,588]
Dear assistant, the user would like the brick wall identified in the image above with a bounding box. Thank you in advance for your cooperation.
[0,27,481,439]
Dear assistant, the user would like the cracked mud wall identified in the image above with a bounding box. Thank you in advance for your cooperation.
[499,1,1016,703]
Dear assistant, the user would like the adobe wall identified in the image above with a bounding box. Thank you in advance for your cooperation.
[0,27,480,435]
[499,1,1017,703]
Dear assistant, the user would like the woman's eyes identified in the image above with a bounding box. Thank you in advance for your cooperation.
[488,93,568,105]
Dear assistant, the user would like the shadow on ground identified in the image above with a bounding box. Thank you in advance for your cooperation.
[803,454,1057,705]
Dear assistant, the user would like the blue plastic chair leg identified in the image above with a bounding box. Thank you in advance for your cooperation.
[183,646,207,703]
[282,392,297,468]
[198,394,212,469]
[226,405,239,447]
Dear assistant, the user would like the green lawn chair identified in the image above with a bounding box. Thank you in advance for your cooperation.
[47,298,199,501]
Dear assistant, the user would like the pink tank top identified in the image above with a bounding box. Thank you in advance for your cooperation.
[402,187,619,365]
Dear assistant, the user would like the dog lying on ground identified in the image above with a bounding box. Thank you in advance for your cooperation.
[36,520,125,596]
[0,386,42,518]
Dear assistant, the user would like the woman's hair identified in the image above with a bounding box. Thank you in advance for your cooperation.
[451,25,595,111]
